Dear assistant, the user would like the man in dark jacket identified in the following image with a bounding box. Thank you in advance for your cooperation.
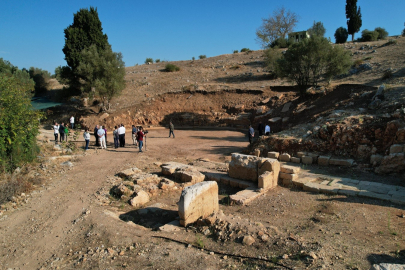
[59,123,65,142]
[94,125,100,146]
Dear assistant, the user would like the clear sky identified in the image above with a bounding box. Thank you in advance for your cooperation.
[1,0,404,74]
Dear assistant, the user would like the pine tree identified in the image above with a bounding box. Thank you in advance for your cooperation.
[345,0,362,41]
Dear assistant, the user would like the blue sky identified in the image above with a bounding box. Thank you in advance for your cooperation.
[1,0,404,74]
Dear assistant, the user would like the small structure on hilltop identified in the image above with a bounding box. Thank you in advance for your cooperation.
[288,30,310,43]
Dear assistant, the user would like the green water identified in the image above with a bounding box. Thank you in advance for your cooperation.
[31,97,63,110]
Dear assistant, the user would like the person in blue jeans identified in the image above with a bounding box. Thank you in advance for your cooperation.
[83,128,90,150]
[137,126,145,152]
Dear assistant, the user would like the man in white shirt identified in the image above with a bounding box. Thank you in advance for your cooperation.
[97,125,106,149]
[265,124,270,135]
[53,122,59,143]
[70,116,75,129]
[118,124,126,147]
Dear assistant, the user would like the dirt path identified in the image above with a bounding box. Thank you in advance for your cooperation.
[0,128,247,269]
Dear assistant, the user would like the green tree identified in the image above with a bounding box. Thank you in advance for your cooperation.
[76,44,125,110]
[308,21,326,37]
[0,72,41,172]
[361,29,379,41]
[276,36,352,95]
[29,67,50,96]
[256,6,299,48]
[334,27,349,43]
[374,27,388,39]
[346,0,362,41]
[54,66,70,85]
[62,7,109,91]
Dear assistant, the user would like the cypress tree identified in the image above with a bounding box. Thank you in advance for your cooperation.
[345,0,362,41]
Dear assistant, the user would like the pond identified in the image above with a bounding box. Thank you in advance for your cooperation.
[31,97,63,110]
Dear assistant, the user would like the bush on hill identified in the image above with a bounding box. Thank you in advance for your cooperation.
[164,63,180,72]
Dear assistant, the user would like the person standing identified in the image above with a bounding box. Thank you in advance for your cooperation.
[118,124,126,147]
[64,123,69,141]
[137,126,145,152]
[103,126,107,144]
[98,125,106,149]
[70,116,74,129]
[132,125,138,146]
[94,125,99,147]
[258,122,264,136]
[53,122,59,143]
[248,125,255,145]
[83,128,90,150]
[265,124,270,135]
[59,123,65,142]
[169,121,175,138]
[113,126,119,149]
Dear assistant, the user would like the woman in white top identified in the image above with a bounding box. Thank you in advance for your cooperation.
[53,122,59,143]
[83,128,91,150]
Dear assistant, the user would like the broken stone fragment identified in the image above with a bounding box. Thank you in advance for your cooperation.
[129,190,150,207]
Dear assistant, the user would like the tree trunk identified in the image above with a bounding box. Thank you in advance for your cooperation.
[351,33,355,41]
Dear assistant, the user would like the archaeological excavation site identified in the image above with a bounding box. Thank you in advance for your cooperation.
[2,38,405,270]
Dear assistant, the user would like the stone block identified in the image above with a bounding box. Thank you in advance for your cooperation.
[178,181,219,226]
[301,156,313,165]
[282,178,292,186]
[258,158,280,176]
[307,153,319,163]
[117,167,142,178]
[229,187,264,205]
[390,144,404,154]
[329,158,354,167]
[370,154,384,166]
[129,190,150,207]
[228,153,260,182]
[281,102,292,113]
[318,185,339,195]
[297,152,306,158]
[258,171,277,189]
[291,157,301,163]
[279,153,291,162]
[318,156,331,166]
[158,179,176,190]
[303,182,320,193]
[279,172,298,181]
[161,162,188,176]
[254,149,260,157]
[280,165,300,174]
[375,153,405,174]
[268,152,279,159]
[292,177,314,188]
[174,168,205,184]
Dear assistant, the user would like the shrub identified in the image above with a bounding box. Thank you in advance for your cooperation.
[192,57,195,61]
[263,47,282,73]
[270,38,291,48]
[155,59,160,63]
[276,36,352,95]
[385,39,397,46]
[164,63,180,72]
[145,58,153,64]
[199,55,206,59]
[240,48,250,52]
[402,28,405,36]
[374,27,388,40]
[361,29,379,41]
[233,50,238,54]
[382,69,393,80]
[353,59,364,67]
[334,27,349,44]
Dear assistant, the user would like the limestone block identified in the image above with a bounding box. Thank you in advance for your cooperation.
[111,183,133,197]
[280,165,300,174]
[131,173,160,185]
[279,173,298,181]
[370,154,383,166]
[158,178,176,190]
[318,156,331,166]
[254,149,260,157]
[375,153,405,174]
[116,167,142,178]
[282,178,292,186]
[178,181,219,226]
[370,263,405,270]
[174,168,205,184]
[307,153,319,163]
[281,102,292,113]
[329,158,354,167]
[129,190,150,207]
[390,144,404,154]
[301,156,313,165]
[258,171,277,189]
[291,157,301,163]
[297,152,306,158]
[258,158,280,176]
[228,153,260,182]
[268,152,279,159]
[161,162,188,176]
[279,153,291,162]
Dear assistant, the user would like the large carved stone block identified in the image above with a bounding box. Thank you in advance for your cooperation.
[228,153,260,182]
[178,181,219,226]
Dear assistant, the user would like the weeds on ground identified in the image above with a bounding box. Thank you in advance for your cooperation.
[194,234,205,249]
[382,69,393,80]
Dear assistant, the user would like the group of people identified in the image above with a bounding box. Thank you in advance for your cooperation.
[83,124,147,152]
[248,122,271,144]
[53,116,75,143]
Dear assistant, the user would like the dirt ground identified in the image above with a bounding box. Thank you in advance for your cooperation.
[1,128,405,270]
